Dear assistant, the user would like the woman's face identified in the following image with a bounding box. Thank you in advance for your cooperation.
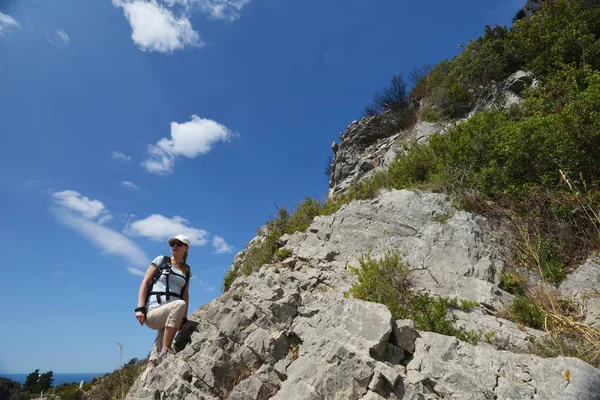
[170,241,188,255]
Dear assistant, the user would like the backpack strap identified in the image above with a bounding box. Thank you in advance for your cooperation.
[146,257,190,305]
[180,271,191,298]
[145,256,172,305]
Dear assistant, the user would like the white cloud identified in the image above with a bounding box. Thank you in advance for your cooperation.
[52,208,148,266]
[111,151,131,163]
[141,141,174,175]
[212,235,233,254]
[56,29,70,45]
[112,0,202,53]
[142,115,234,175]
[195,0,250,22]
[125,214,209,245]
[127,266,146,276]
[0,12,19,35]
[52,190,112,223]
[121,181,141,190]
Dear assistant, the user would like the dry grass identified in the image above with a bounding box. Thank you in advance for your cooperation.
[501,172,600,367]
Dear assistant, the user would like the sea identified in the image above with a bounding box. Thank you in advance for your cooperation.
[0,373,107,386]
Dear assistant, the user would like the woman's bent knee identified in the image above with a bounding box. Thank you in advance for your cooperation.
[171,299,186,313]
[174,299,186,308]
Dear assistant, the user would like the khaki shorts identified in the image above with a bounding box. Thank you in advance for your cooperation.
[145,299,186,362]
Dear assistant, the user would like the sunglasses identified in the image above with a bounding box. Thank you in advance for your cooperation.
[170,242,185,247]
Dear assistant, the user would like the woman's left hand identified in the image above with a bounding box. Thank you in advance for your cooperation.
[136,311,146,325]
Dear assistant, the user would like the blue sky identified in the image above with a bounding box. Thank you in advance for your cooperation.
[0,0,525,374]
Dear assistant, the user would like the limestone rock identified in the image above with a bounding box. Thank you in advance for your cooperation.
[127,189,600,400]
[505,71,534,94]
[405,331,600,400]
[286,190,512,309]
[560,255,600,328]
[327,111,413,197]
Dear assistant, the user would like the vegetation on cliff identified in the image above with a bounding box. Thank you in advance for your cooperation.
[224,0,600,366]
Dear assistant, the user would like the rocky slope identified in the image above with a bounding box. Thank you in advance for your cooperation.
[126,188,600,399]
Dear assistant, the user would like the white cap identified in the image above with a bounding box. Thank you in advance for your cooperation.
[168,234,190,247]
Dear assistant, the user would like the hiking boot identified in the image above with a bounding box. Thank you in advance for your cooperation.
[158,347,176,362]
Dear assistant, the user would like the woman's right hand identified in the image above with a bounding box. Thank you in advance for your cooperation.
[136,311,145,325]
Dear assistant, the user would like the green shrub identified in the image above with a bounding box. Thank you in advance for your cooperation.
[276,248,292,260]
[499,268,526,295]
[421,0,600,120]
[538,242,567,286]
[424,24,515,118]
[419,104,438,123]
[346,251,479,344]
[285,197,323,234]
[222,267,240,293]
[506,296,546,329]
[506,0,600,80]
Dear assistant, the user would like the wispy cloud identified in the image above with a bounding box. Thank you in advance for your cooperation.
[121,181,141,190]
[212,235,233,254]
[111,151,131,163]
[125,214,209,245]
[126,266,146,276]
[192,0,251,22]
[52,190,112,223]
[0,12,19,35]
[4,229,16,236]
[112,0,202,53]
[142,115,234,175]
[52,208,148,266]
[56,29,70,45]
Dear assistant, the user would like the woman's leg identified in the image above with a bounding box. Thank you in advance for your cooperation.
[149,328,164,365]
[146,300,186,353]
[161,300,186,350]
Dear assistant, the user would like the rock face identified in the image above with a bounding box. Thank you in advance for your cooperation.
[517,0,543,20]
[406,332,600,400]
[284,190,511,309]
[327,111,414,198]
[127,189,600,400]
[327,71,535,199]
[327,115,448,198]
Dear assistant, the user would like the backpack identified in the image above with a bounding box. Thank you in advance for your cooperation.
[145,256,190,305]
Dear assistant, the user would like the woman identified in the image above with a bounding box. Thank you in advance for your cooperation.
[135,234,191,369]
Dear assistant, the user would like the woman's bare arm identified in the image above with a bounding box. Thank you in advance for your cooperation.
[182,270,190,318]
[135,263,158,325]
[138,263,158,308]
